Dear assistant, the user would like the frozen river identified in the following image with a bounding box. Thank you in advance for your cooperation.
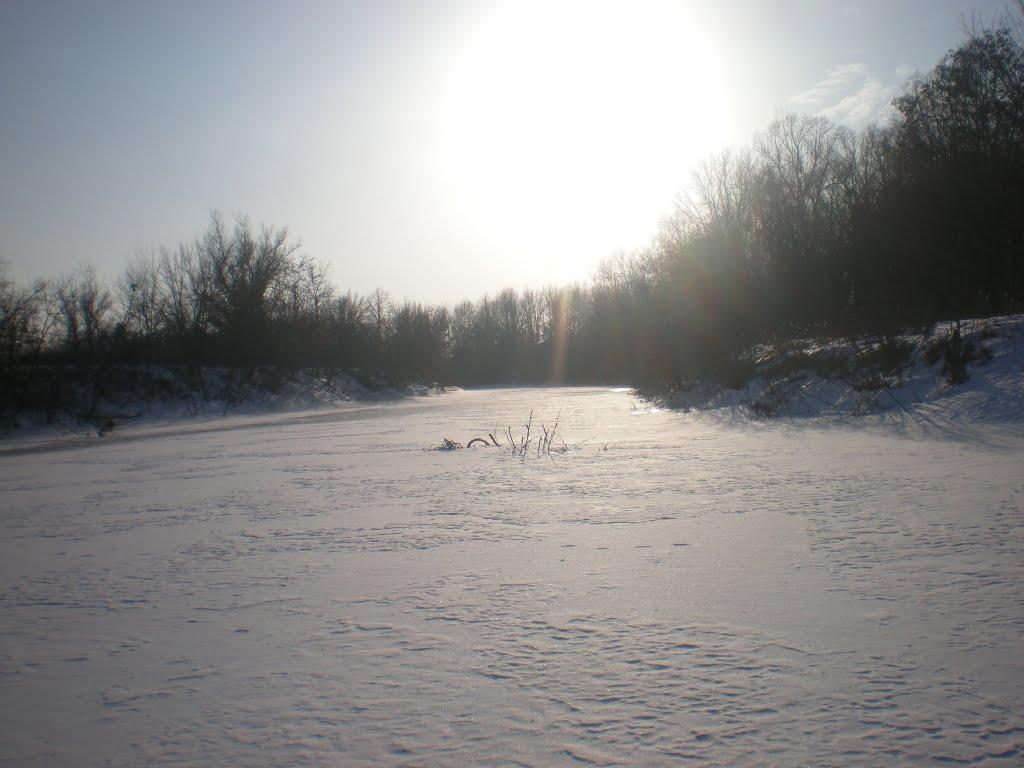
[1,387,1022,766]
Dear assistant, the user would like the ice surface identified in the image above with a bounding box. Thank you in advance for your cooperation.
[1,387,1022,766]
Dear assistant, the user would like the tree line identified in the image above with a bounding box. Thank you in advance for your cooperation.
[2,19,1023,410]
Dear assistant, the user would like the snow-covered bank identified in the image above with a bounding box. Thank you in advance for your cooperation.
[654,314,1024,424]
[2,365,446,440]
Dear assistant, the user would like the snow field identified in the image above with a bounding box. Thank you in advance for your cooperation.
[1,387,1022,766]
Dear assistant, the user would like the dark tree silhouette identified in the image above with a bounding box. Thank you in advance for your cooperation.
[2,18,1023,418]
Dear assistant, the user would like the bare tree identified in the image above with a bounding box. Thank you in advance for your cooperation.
[368,288,391,345]
[56,265,112,364]
[0,264,52,368]
[198,212,300,363]
[302,257,334,325]
[119,250,164,341]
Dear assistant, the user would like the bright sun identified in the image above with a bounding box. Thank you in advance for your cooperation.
[442,0,732,279]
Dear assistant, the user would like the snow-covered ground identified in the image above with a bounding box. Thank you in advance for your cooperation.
[1,385,1022,766]
[3,365,442,439]
[663,315,1024,425]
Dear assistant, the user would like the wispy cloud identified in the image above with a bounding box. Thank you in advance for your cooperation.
[789,63,866,106]
[819,76,900,126]
[789,62,901,127]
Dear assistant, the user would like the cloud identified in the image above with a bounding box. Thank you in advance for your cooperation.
[789,62,900,127]
[789,62,866,106]
[818,76,900,126]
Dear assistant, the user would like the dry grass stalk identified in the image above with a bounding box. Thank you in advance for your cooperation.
[434,409,569,457]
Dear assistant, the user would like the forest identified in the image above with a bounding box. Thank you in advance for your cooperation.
[2,21,1022,414]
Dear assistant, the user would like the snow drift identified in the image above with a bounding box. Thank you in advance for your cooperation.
[657,315,1024,424]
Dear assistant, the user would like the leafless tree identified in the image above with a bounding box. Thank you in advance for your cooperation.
[119,250,164,340]
[56,265,112,364]
[368,288,391,344]
[0,263,52,367]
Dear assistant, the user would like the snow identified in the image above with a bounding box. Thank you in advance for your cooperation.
[1,373,1023,763]
[3,365,444,440]
[664,315,1024,426]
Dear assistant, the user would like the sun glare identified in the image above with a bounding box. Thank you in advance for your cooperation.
[442,0,732,278]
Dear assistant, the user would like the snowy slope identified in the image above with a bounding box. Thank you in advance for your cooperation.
[1,386,1022,766]
[3,365,445,441]
[661,315,1024,425]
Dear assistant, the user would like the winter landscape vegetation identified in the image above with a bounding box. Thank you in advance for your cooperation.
[2,1,1024,766]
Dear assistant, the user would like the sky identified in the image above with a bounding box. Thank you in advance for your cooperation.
[0,0,1013,304]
